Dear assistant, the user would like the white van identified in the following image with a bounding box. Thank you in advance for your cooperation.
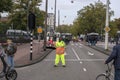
[6,29,30,40]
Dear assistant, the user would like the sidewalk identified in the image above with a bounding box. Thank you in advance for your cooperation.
[0,40,53,69]
[15,40,53,67]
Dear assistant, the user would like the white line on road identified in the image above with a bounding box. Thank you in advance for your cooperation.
[44,59,105,61]
[79,43,83,46]
[72,48,80,60]
[76,43,78,45]
[81,59,105,61]
[83,68,87,72]
[88,51,94,56]
[79,46,82,48]
[44,59,78,61]
[64,52,67,55]
[80,61,83,64]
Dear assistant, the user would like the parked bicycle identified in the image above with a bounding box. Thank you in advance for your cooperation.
[0,56,17,80]
[96,64,114,80]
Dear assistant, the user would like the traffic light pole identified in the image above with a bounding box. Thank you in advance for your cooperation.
[30,30,33,60]
[28,12,36,61]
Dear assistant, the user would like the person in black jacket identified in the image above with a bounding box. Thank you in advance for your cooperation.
[105,40,120,80]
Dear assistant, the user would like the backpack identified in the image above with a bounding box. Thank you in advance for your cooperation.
[7,44,17,55]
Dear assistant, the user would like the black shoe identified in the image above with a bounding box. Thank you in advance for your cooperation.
[54,65,57,67]
[62,65,66,67]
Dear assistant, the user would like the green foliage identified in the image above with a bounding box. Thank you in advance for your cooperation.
[0,0,13,12]
[56,25,72,33]
[72,2,114,36]
[109,18,120,37]
[0,22,9,34]
[8,0,45,31]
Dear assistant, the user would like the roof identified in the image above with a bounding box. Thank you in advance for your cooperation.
[87,33,99,36]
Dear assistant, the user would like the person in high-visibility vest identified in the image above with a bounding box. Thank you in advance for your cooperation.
[54,37,66,67]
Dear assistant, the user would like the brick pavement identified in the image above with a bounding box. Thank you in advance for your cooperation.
[14,40,44,67]
[0,40,53,69]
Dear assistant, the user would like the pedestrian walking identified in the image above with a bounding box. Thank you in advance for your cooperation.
[54,37,66,67]
[0,43,7,75]
[105,40,120,80]
[5,39,17,70]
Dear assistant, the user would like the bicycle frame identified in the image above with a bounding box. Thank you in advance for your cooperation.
[96,63,114,80]
[106,64,112,77]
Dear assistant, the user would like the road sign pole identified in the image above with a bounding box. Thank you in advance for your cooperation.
[105,0,110,50]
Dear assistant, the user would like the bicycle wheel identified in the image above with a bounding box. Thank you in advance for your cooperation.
[96,74,110,80]
[5,69,17,80]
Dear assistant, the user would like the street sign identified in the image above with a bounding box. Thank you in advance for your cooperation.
[37,27,42,33]
[104,26,111,32]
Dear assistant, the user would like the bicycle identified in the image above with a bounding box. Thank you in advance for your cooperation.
[0,56,17,80]
[96,64,114,80]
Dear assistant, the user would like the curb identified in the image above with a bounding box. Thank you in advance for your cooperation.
[15,49,53,68]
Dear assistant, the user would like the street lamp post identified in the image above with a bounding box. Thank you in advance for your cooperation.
[43,0,48,51]
[54,0,57,30]
[58,10,60,27]
[105,0,110,50]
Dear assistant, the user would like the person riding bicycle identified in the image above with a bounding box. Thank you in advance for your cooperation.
[5,39,17,70]
[105,39,120,80]
[0,43,7,76]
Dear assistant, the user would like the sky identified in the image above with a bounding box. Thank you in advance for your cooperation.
[1,0,119,26]
[39,0,120,26]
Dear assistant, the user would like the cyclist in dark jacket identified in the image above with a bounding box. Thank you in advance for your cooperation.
[105,40,120,80]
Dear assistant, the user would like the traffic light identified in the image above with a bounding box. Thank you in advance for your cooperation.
[28,13,36,30]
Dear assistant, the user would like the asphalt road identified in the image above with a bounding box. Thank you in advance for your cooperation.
[2,41,114,80]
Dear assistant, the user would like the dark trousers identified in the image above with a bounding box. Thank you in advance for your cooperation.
[0,56,7,73]
[115,68,120,80]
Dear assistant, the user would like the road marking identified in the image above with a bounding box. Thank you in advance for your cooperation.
[64,52,67,55]
[72,48,80,60]
[79,46,82,48]
[88,51,94,56]
[76,43,78,45]
[80,61,83,64]
[79,43,83,46]
[44,59,78,61]
[81,59,105,61]
[83,68,87,72]
[44,59,105,61]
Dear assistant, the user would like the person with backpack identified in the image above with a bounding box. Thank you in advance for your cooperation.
[5,39,17,70]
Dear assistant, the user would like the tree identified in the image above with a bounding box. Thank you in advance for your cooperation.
[73,2,114,36]
[109,18,120,37]
[0,0,13,12]
[56,25,72,33]
[8,0,45,31]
